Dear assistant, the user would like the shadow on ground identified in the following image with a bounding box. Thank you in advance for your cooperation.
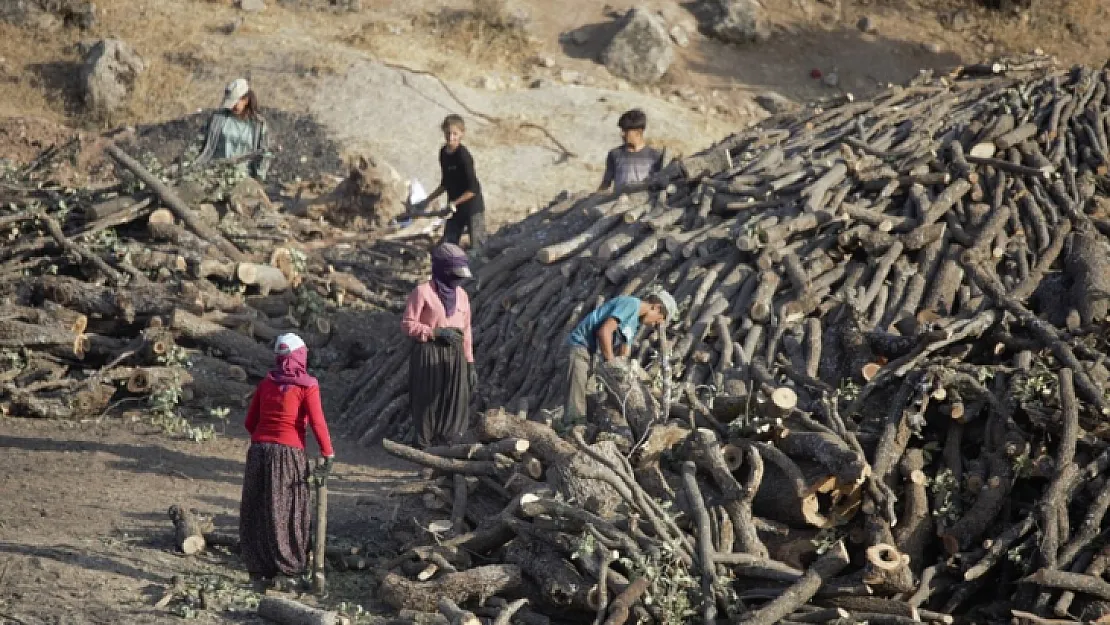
[680,20,963,100]
[0,541,172,585]
[26,60,84,116]
[0,434,246,486]
[561,4,963,103]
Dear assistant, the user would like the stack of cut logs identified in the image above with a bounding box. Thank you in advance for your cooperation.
[0,141,429,421]
[350,56,1110,624]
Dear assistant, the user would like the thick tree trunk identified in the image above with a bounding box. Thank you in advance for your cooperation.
[257,596,337,625]
[504,538,594,612]
[170,308,272,368]
[378,566,524,612]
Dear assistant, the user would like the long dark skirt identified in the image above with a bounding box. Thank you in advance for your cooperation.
[410,338,471,448]
[239,442,310,577]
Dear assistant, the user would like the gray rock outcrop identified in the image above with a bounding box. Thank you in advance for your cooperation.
[80,38,145,115]
[600,6,674,84]
[710,0,768,44]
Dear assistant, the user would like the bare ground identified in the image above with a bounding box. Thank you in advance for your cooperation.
[0,416,419,625]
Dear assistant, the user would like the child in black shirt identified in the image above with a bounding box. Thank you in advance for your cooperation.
[416,115,487,255]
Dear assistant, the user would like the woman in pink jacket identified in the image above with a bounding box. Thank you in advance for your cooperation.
[401,243,475,447]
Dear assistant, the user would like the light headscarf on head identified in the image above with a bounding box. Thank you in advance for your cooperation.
[268,333,318,391]
[430,243,471,317]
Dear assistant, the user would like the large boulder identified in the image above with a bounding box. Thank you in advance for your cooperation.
[80,39,145,115]
[710,0,768,44]
[599,6,674,84]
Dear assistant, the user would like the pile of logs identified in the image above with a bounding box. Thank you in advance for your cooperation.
[0,140,430,421]
[348,56,1110,623]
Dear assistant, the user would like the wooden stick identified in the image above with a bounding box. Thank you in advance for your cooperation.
[381,439,503,476]
[105,143,246,262]
[601,577,649,625]
[437,597,480,625]
[257,596,337,625]
[735,542,851,625]
[682,460,718,622]
[312,458,328,595]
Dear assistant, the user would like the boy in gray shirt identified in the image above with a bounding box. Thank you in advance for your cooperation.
[598,108,663,193]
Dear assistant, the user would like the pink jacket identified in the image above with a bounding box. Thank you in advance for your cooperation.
[401,282,474,363]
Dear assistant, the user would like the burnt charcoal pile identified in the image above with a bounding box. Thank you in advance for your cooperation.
[345,55,1110,624]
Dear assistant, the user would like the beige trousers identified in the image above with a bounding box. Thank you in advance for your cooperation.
[564,346,592,421]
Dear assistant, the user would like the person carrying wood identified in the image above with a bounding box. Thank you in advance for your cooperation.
[402,243,476,448]
[597,108,664,193]
[239,333,334,586]
[193,78,272,181]
[563,289,677,422]
[412,115,488,257]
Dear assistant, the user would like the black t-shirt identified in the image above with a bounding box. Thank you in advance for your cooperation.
[439,145,485,214]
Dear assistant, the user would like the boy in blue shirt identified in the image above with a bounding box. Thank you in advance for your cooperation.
[564,290,677,422]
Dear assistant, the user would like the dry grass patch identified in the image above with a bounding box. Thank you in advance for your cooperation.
[90,0,219,125]
[0,0,237,126]
[0,23,81,120]
[345,0,536,75]
[972,0,1110,61]
[424,0,535,71]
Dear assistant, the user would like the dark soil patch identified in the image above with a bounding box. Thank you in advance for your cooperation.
[127,109,345,189]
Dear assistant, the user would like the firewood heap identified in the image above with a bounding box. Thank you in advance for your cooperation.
[346,55,1110,624]
[0,140,429,423]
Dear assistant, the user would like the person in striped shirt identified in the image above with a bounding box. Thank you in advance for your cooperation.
[598,108,664,193]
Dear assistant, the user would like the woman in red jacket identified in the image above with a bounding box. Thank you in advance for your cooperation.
[239,333,334,583]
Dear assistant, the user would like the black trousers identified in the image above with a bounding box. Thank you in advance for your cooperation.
[442,210,487,255]
[409,339,471,448]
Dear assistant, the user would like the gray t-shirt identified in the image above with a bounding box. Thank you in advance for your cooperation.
[601,145,663,191]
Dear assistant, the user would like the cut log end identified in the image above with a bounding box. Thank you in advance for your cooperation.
[861,362,882,381]
[181,535,205,556]
[866,543,908,571]
[800,494,828,528]
[768,387,797,418]
[417,563,439,581]
[722,444,744,472]
[238,262,290,294]
[127,369,153,393]
[427,520,454,535]
[147,208,175,226]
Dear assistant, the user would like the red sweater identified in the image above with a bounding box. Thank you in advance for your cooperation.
[245,378,334,457]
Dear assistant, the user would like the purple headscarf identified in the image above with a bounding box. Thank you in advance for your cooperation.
[431,243,470,317]
[268,333,319,391]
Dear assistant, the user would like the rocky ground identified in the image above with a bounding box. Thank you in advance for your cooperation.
[1,0,1109,623]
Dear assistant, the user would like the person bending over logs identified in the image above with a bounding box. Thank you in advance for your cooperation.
[564,289,677,422]
[402,243,477,448]
[194,78,272,181]
[239,333,335,586]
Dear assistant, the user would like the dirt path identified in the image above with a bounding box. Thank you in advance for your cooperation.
[309,52,734,228]
[0,417,418,624]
